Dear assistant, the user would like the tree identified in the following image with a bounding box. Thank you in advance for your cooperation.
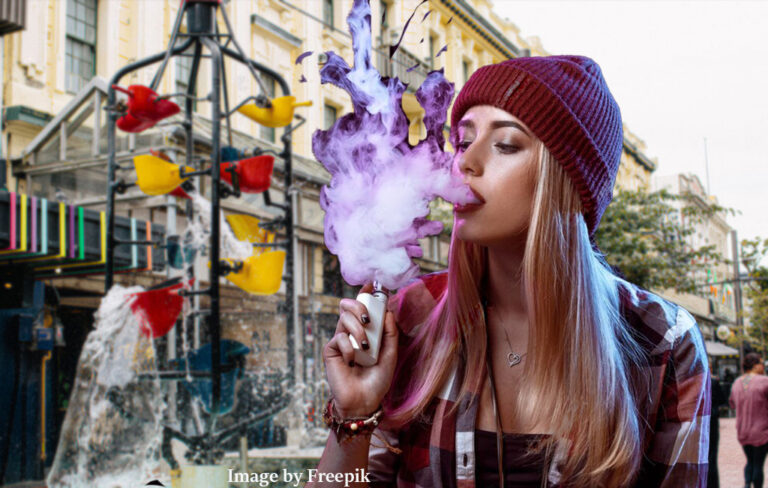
[594,187,733,294]
[739,237,768,355]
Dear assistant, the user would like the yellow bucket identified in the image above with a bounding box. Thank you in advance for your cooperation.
[220,250,285,295]
[237,96,312,128]
[225,214,275,253]
[133,154,193,196]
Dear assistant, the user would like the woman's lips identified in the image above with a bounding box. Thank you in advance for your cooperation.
[454,202,483,213]
[454,187,485,213]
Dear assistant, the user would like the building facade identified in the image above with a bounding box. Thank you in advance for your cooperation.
[653,173,739,374]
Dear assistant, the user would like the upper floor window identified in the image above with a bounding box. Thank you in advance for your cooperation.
[323,0,334,28]
[65,0,97,93]
[462,60,470,85]
[260,75,277,143]
[174,38,197,110]
[323,104,338,130]
[380,0,391,30]
[429,34,437,68]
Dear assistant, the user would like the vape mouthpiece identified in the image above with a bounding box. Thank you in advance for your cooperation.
[373,280,389,300]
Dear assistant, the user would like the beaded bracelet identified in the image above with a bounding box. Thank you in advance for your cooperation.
[322,397,402,454]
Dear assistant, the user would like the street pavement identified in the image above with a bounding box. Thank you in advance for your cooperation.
[717,417,747,488]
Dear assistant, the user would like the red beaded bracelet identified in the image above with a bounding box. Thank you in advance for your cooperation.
[322,397,402,454]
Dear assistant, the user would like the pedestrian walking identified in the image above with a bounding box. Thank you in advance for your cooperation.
[730,353,768,488]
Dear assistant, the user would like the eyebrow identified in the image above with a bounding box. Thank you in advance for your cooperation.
[456,119,531,136]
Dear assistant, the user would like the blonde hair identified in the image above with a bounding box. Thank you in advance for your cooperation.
[383,144,648,487]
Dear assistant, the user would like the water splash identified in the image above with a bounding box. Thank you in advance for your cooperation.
[312,0,476,290]
[184,189,253,262]
[47,285,167,487]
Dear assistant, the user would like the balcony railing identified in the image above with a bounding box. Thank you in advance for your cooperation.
[374,44,430,93]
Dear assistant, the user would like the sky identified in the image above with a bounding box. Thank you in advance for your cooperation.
[491,0,768,245]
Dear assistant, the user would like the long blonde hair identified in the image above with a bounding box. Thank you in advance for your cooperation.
[383,144,648,487]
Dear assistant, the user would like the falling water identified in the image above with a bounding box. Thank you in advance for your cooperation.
[312,0,477,290]
[47,285,167,487]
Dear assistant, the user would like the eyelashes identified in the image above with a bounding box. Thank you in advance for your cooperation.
[455,140,520,154]
[494,143,520,154]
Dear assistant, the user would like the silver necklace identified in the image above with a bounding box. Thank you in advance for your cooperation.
[487,302,528,367]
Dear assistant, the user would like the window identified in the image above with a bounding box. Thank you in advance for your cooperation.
[260,75,276,143]
[175,39,197,111]
[380,0,391,30]
[322,249,343,296]
[321,249,355,298]
[323,104,337,130]
[429,34,437,68]
[323,0,334,28]
[462,60,470,85]
[66,0,98,93]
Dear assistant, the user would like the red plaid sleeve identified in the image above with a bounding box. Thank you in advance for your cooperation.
[635,307,711,487]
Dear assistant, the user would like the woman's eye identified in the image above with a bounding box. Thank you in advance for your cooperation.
[456,141,472,152]
[495,143,519,154]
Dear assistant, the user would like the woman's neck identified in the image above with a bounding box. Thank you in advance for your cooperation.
[485,239,527,318]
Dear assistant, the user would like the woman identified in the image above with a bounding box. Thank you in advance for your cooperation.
[730,353,768,488]
[309,56,710,487]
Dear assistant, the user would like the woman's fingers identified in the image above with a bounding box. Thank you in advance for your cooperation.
[339,311,368,351]
[337,298,368,332]
[333,331,356,367]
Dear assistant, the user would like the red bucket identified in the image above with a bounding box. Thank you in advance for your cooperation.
[117,111,156,133]
[220,155,274,194]
[113,84,180,133]
[129,279,188,338]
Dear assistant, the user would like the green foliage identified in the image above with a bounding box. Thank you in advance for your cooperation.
[594,187,732,293]
[428,197,454,235]
[741,238,768,353]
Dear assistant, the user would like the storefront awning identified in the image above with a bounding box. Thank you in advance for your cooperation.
[705,340,739,357]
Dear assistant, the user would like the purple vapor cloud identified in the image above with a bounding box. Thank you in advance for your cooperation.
[311,0,476,290]
[295,51,313,65]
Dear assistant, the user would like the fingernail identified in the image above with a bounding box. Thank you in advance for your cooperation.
[361,314,370,324]
[348,360,355,367]
[362,340,370,350]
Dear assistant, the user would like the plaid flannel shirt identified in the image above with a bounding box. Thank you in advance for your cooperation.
[367,270,710,487]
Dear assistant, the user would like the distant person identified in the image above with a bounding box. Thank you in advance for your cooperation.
[730,353,768,488]
[709,359,727,488]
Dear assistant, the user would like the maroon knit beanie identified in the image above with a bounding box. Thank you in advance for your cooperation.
[450,55,623,238]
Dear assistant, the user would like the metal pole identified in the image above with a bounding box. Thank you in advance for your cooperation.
[150,2,187,92]
[200,34,222,419]
[1,37,5,186]
[703,137,711,196]
[221,44,294,385]
[186,40,203,351]
[732,230,745,373]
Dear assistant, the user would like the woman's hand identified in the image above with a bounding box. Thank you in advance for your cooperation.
[322,283,399,418]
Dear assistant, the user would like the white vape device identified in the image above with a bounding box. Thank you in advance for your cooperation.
[349,284,388,366]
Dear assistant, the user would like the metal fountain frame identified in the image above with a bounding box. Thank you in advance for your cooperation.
[103,0,296,465]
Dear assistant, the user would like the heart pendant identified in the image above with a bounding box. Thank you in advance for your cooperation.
[507,352,521,367]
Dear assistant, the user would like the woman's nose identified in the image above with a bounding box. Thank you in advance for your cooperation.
[456,143,483,177]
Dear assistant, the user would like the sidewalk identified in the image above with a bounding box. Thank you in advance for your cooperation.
[717,417,745,488]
